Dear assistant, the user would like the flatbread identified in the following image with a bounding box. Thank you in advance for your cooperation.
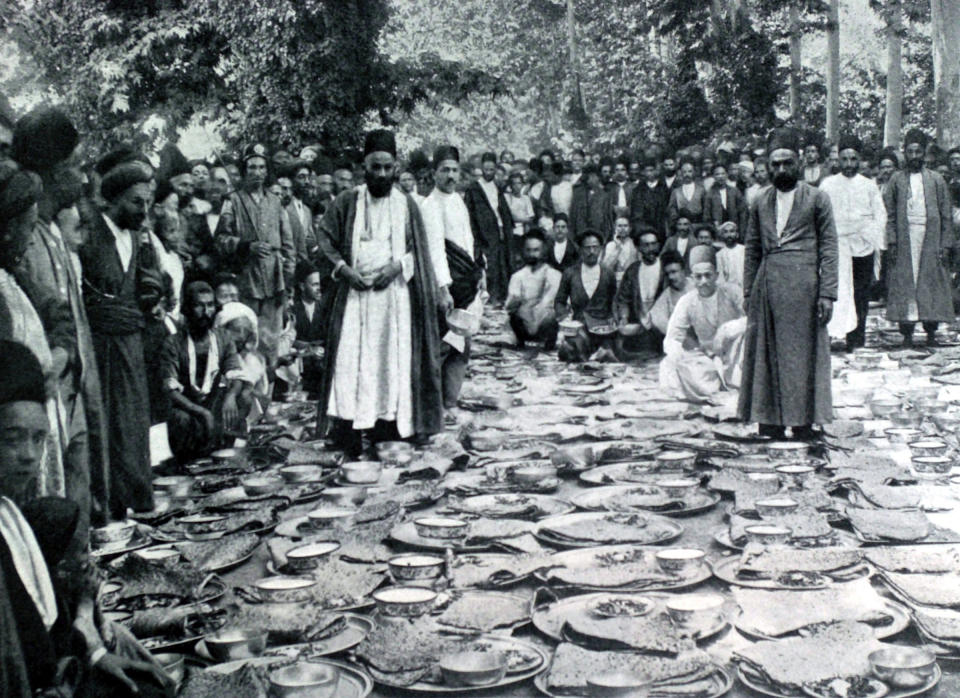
[846,507,930,542]
[913,605,960,641]
[850,482,923,510]
[733,578,892,636]
[881,571,960,608]
[540,513,660,545]
[865,545,960,574]
[738,547,862,575]
[436,592,529,632]
[563,610,686,654]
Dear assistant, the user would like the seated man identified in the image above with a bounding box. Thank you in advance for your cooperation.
[615,230,664,358]
[160,281,248,462]
[659,245,745,403]
[0,340,172,698]
[292,262,325,397]
[554,230,618,362]
[601,214,638,285]
[506,229,561,350]
[649,249,692,336]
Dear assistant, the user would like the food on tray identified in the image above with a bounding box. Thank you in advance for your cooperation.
[179,664,271,698]
[802,676,889,698]
[107,554,210,610]
[563,607,691,654]
[538,512,678,546]
[547,550,675,588]
[846,507,930,542]
[227,602,349,645]
[436,592,529,633]
[847,482,923,510]
[591,597,653,617]
[447,554,556,588]
[174,533,260,572]
[737,547,862,578]
[880,570,960,608]
[733,579,893,637]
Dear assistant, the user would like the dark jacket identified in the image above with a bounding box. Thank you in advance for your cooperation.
[667,183,708,227]
[554,264,617,327]
[546,239,579,272]
[462,180,513,269]
[705,184,749,235]
[629,182,670,242]
[570,183,614,241]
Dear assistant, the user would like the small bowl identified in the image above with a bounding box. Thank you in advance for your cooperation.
[178,514,228,535]
[560,319,585,338]
[659,478,699,500]
[655,548,705,575]
[447,308,482,337]
[204,628,268,662]
[285,541,340,572]
[890,409,924,428]
[91,521,137,548]
[340,460,383,485]
[306,506,356,530]
[885,427,923,444]
[253,576,316,603]
[414,517,469,539]
[134,547,180,563]
[153,476,193,498]
[376,441,415,466]
[744,524,792,547]
[774,463,815,487]
[511,464,558,485]
[154,653,185,690]
[912,456,954,475]
[587,324,617,338]
[917,400,950,416]
[241,475,282,497]
[440,650,507,687]
[868,647,937,689]
[279,465,325,484]
[318,487,367,507]
[869,398,902,418]
[586,671,650,697]
[372,586,437,617]
[654,450,697,471]
[905,387,940,405]
[388,554,445,585]
[766,442,810,460]
[211,448,243,463]
[665,593,725,632]
[908,439,949,457]
[755,497,799,519]
[268,662,340,698]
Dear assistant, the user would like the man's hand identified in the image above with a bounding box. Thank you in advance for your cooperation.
[438,286,454,314]
[372,261,402,290]
[222,394,239,431]
[340,266,371,291]
[94,652,175,696]
[195,406,215,436]
[817,298,834,327]
[250,241,272,260]
[51,347,69,378]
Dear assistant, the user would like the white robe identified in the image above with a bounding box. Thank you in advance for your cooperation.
[327,189,416,435]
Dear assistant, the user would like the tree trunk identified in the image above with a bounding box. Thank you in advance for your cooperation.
[567,0,588,126]
[825,0,840,142]
[883,0,903,148]
[789,2,802,121]
[931,0,960,146]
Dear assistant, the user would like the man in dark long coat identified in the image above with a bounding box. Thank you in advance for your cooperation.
[738,128,838,440]
[315,130,443,456]
[883,129,955,347]
[463,152,514,306]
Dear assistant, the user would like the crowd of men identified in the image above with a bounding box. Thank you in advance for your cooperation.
[0,98,957,695]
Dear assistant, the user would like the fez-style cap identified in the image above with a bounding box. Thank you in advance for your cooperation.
[0,340,46,405]
[363,129,396,158]
[12,107,78,173]
[903,129,929,150]
[837,135,863,154]
[767,127,801,154]
[689,243,718,268]
[0,160,39,222]
[433,145,460,167]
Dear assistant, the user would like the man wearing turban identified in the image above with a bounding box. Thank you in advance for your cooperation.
[315,129,443,455]
[659,244,745,402]
[882,129,955,346]
[738,128,838,440]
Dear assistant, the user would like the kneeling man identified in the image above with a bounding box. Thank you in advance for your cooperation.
[161,281,249,462]
[659,245,745,403]
[506,229,561,350]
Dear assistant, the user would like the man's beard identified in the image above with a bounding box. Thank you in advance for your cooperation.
[525,258,539,268]
[772,172,798,192]
[482,173,495,182]
[366,172,393,198]
[281,196,292,207]
[842,168,858,178]
[641,254,657,264]
[188,314,214,335]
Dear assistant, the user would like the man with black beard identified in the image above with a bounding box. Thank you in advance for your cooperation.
[315,129,443,456]
[739,127,838,441]
[280,166,318,265]
[159,281,247,462]
[463,151,514,306]
[661,155,679,189]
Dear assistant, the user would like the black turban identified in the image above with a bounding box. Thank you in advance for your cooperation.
[837,135,863,154]
[12,107,78,173]
[295,260,318,285]
[903,129,929,150]
[95,144,148,177]
[433,145,460,168]
[0,340,46,405]
[408,150,430,172]
[767,127,801,154]
[158,142,191,180]
[0,160,40,223]
[45,166,84,212]
[101,160,153,202]
[878,147,900,166]
[363,129,396,158]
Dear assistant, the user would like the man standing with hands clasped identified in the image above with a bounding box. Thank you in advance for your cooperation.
[738,127,838,441]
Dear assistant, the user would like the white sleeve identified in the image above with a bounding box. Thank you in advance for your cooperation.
[869,181,888,251]
[663,292,694,357]
[419,198,452,287]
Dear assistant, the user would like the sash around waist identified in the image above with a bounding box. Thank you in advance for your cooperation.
[86,297,145,336]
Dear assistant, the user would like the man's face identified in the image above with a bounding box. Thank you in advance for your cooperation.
[171,174,194,203]
[580,236,602,266]
[153,203,181,245]
[364,152,396,198]
[712,166,727,187]
[398,171,417,194]
[495,166,509,189]
[571,152,584,173]
[435,160,460,194]
[804,145,820,165]
[481,160,496,182]
[523,238,544,267]
[839,149,859,178]
[679,163,695,183]
[721,226,739,247]
[692,263,718,298]
[878,159,896,182]
[277,177,293,206]
[207,168,229,206]
[334,168,354,193]
[639,234,659,263]
[0,401,48,506]
[114,182,152,230]
[828,151,840,174]
[664,262,686,290]
[186,290,217,333]
[192,163,210,183]
[770,149,800,192]
[702,158,714,176]
[553,219,569,242]
[57,205,84,251]
[586,172,602,191]
[643,165,658,183]
[614,163,628,183]
[215,282,239,306]
[905,143,925,172]
[614,218,630,240]
[317,174,335,196]
[629,163,641,182]
[675,217,691,237]
[662,158,676,176]
[500,151,514,165]
[600,164,612,183]
[540,155,553,171]
[509,174,524,195]
[245,157,268,190]
[269,183,282,198]
[950,153,960,175]
[226,164,242,184]
[294,167,312,197]
[696,229,714,246]
[754,162,769,185]
[300,272,321,302]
